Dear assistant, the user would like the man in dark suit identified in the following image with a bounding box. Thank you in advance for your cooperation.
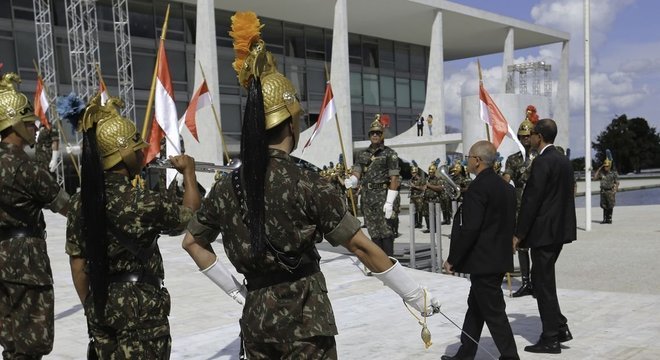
[513,118,576,354]
[442,140,519,360]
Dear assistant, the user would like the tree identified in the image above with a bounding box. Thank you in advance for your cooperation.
[593,115,660,174]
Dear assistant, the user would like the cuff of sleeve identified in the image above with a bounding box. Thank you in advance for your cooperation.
[187,216,221,244]
[325,212,361,247]
[388,169,400,177]
[48,188,70,213]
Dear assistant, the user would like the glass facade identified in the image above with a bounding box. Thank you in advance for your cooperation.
[0,0,429,143]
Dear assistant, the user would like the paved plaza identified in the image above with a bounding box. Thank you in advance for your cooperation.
[6,178,660,359]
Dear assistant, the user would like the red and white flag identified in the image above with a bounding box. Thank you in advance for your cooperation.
[178,80,212,142]
[99,76,109,105]
[145,42,180,185]
[477,63,524,155]
[302,82,336,152]
[34,75,51,130]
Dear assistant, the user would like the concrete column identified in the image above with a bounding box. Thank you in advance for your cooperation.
[424,10,445,162]
[503,27,514,93]
[555,40,570,151]
[291,0,352,168]
[183,0,222,189]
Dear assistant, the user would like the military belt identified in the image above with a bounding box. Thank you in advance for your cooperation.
[366,182,388,190]
[244,262,320,292]
[0,227,46,241]
[108,272,163,288]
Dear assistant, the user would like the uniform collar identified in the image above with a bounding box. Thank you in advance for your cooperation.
[268,148,291,161]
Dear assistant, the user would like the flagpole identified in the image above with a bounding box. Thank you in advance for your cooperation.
[324,64,358,217]
[95,63,106,90]
[477,59,491,142]
[33,59,81,179]
[198,62,230,164]
[141,4,170,140]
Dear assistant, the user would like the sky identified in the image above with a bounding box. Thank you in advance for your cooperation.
[443,0,659,158]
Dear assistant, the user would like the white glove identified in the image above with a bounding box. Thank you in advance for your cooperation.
[344,175,359,189]
[49,150,60,173]
[200,257,247,305]
[373,257,440,317]
[383,189,398,219]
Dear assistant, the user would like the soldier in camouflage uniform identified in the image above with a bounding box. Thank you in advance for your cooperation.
[65,94,201,359]
[182,12,439,359]
[0,73,69,359]
[408,162,426,228]
[450,159,471,201]
[593,158,618,224]
[34,121,59,173]
[503,118,537,298]
[346,115,400,256]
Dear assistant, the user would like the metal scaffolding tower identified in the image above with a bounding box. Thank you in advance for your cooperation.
[33,0,64,186]
[65,0,100,101]
[112,0,136,121]
[506,61,552,96]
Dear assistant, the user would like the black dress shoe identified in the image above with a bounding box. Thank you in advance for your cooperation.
[441,355,474,360]
[421,229,430,233]
[512,282,534,298]
[524,339,561,354]
[558,327,573,342]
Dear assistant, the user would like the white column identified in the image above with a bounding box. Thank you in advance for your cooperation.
[424,10,445,161]
[502,27,514,93]
[184,0,222,189]
[555,41,570,151]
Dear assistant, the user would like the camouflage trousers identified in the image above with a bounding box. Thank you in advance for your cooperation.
[360,188,394,241]
[244,335,337,360]
[85,284,171,360]
[600,190,616,210]
[0,281,54,359]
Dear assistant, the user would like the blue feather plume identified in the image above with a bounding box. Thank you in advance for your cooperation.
[411,160,418,167]
[56,92,85,130]
[338,153,344,165]
[605,149,613,161]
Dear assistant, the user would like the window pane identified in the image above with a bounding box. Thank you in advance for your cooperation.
[362,41,378,68]
[15,32,37,70]
[348,33,361,65]
[411,79,425,109]
[352,111,364,140]
[132,51,156,90]
[380,75,395,107]
[350,72,362,105]
[307,67,325,102]
[363,73,379,106]
[410,45,426,74]
[129,3,155,39]
[395,44,409,72]
[396,77,410,108]
[262,18,283,48]
[286,63,306,101]
[220,103,242,133]
[285,25,304,58]
[0,39,16,72]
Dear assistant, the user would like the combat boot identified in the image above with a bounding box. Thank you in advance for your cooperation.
[606,209,613,224]
[601,209,608,224]
[513,249,534,298]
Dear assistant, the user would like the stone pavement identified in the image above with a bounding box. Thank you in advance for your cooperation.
[10,202,660,359]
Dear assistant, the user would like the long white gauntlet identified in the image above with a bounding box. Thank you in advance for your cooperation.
[373,258,440,317]
[201,257,247,305]
[49,150,60,173]
[383,189,398,219]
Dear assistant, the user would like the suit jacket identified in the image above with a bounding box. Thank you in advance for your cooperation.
[515,145,577,248]
[448,167,516,274]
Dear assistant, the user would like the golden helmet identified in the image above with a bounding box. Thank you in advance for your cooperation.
[369,114,385,133]
[230,12,301,130]
[450,160,463,176]
[79,95,147,170]
[0,73,38,145]
[335,161,345,173]
[603,158,612,167]
[410,161,419,175]
[517,118,533,136]
[428,163,437,176]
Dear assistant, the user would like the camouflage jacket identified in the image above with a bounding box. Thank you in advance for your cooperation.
[0,142,68,285]
[424,176,443,203]
[596,170,619,191]
[409,174,426,199]
[34,126,58,169]
[504,150,536,189]
[66,172,193,279]
[352,143,400,186]
[187,149,361,343]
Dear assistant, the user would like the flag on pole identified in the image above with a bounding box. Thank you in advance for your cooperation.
[144,42,180,185]
[477,63,525,155]
[99,75,109,105]
[177,80,211,141]
[302,82,336,152]
[34,75,51,130]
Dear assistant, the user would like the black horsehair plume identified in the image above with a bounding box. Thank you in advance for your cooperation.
[434,158,441,166]
[57,92,109,318]
[411,159,418,167]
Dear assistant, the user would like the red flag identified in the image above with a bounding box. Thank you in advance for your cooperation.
[478,83,509,148]
[144,41,180,186]
[34,76,51,130]
[99,76,109,105]
[178,80,211,141]
[302,82,336,152]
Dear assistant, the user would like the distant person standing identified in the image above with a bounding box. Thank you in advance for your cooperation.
[593,156,619,224]
[426,114,433,136]
[34,121,60,173]
[442,140,519,360]
[416,114,424,136]
[514,119,576,355]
